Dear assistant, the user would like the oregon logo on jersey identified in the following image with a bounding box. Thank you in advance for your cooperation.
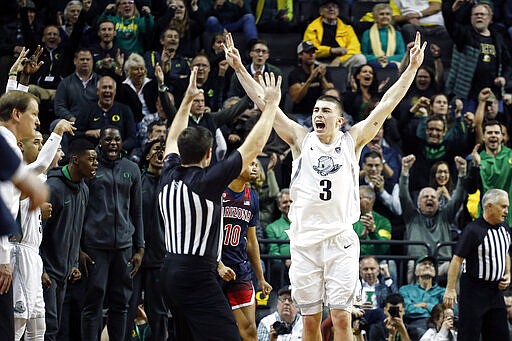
[313,156,341,176]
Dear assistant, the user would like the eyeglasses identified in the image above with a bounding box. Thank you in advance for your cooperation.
[278,297,293,303]
[252,49,269,55]
[193,63,209,69]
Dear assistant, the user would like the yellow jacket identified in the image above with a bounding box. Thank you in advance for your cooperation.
[303,17,362,64]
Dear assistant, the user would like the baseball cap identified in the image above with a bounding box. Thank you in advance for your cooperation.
[297,41,317,54]
[278,285,292,296]
[25,0,36,10]
[416,255,436,265]
[320,0,339,7]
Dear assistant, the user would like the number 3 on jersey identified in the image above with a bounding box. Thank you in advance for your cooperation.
[224,224,241,246]
[320,179,332,201]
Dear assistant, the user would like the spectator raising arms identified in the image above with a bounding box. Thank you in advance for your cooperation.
[98,0,155,55]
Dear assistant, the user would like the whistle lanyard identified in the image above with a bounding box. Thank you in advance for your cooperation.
[134,324,148,341]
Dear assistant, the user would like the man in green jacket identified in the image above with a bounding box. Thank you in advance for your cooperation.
[353,185,392,255]
[265,188,292,289]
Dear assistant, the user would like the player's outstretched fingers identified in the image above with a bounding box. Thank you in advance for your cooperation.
[275,75,282,90]
[257,73,265,88]
[264,72,271,87]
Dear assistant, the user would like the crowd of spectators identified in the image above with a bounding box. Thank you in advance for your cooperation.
[3,0,512,340]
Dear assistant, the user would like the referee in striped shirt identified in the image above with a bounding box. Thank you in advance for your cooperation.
[158,64,282,340]
[444,188,511,341]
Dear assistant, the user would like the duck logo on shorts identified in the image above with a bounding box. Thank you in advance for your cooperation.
[313,156,341,176]
[14,301,26,314]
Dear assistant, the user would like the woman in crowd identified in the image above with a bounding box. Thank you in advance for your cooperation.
[98,0,155,55]
[420,304,457,340]
[156,0,204,58]
[59,0,82,41]
[361,3,405,69]
[344,64,381,121]
[429,161,455,209]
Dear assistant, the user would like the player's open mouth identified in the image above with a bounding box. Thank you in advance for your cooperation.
[316,122,325,129]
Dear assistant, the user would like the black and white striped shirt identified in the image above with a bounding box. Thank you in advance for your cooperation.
[158,152,242,261]
[456,218,511,281]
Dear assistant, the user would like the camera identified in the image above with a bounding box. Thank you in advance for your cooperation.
[272,321,292,335]
[388,305,400,318]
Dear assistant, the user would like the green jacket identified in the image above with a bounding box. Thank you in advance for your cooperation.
[265,214,290,261]
[480,146,512,225]
[353,211,392,255]
[97,12,154,55]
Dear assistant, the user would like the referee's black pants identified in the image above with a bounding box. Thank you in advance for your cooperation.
[459,274,509,341]
[161,254,241,341]
[0,285,14,340]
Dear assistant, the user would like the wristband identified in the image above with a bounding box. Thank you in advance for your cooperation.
[8,72,17,77]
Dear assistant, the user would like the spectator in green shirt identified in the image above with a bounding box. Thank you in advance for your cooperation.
[265,188,292,289]
[353,185,392,255]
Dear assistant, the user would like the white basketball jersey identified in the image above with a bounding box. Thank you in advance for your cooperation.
[18,173,46,249]
[288,131,360,247]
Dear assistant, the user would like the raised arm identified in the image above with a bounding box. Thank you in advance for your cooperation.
[349,32,426,158]
[26,120,75,174]
[223,33,307,157]
[474,87,492,146]
[237,73,281,171]
[164,67,202,157]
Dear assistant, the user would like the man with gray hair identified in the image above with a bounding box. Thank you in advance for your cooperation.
[266,188,292,289]
[399,154,467,281]
[353,185,392,256]
[444,188,511,340]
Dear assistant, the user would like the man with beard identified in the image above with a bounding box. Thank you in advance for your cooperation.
[75,75,137,152]
[467,120,512,225]
[126,138,167,341]
[80,126,144,341]
[40,138,98,341]
[443,1,511,112]
[400,154,466,282]
[399,255,446,335]
[217,158,273,341]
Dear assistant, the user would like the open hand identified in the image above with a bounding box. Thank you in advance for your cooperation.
[258,72,282,105]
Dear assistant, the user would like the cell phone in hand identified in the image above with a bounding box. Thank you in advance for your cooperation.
[389,305,400,318]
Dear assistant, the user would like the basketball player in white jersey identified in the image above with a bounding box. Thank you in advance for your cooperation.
[224,32,426,340]
[13,120,74,340]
